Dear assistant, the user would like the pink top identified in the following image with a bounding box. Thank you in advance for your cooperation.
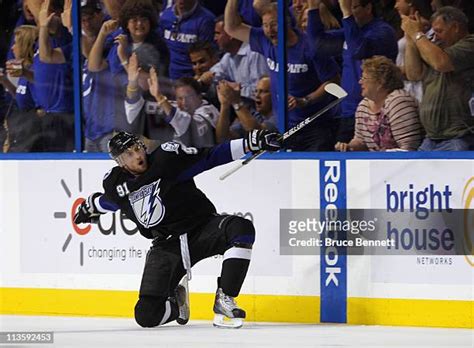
[354,89,423,151]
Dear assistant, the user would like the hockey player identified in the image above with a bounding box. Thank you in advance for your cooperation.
[74,130,281,328]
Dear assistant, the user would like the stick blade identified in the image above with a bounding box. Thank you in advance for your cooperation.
[324,83,348,99]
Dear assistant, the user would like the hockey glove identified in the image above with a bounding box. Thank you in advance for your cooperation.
[74,192,103,224]
[246,129,282,153]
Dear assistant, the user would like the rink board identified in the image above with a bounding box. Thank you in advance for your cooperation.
[0,154,472,328]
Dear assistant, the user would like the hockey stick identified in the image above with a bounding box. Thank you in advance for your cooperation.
[219,83,348,181]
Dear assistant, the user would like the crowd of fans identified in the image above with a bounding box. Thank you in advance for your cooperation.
[0,0,472,153]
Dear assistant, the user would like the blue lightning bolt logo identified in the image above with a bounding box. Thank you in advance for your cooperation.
[131,179,165,228]
[144,181,161,228]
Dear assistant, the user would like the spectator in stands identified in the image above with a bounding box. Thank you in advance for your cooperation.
[0,25,42,152]
[307,0,398,144]
[80,0,116,152]
[81,0,105,57]
[23,0,44,24]
[216,76,277,142]
[301,1,341,32]
[335,56,422,151]
[102,0,127,20]
[188,41,220,107]
[88,0,168,135]
[5,0,35,63]
[380,0,402,39]
[159,0,216,79]
[36,0,74,151]
[431,0,464,11]
[0,0,22,150]
[402,6,474,151]
[21,1,36,24]
[189,41,218,83]
[211,15,269,101]
[124,53,175,144]
[110,0,168,79]
[430,0,474,33]
[225,1,340,151]
[394,0,432,102]
[239,0,264,27]
[292,0,309,31]
[148,67,219,147]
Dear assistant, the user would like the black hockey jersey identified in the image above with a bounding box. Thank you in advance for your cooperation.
[100,141,245,239]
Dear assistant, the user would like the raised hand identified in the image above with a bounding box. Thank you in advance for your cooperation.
[307,0,323,10]
[198,71,215,86]
[287,95,307,111]
[100,19,119,37]
[338,0,352,17]
[401,12,424,41]
[217,80,240,105]
[5,59,24,78]
[148,66,161,100]
[114,34,129,64]
[61,0,73,32]
[127,53,141,83]
[38,0,55,28]
[216,81,231,106]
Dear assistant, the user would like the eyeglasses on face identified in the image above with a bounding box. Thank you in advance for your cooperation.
[359,75,375,82]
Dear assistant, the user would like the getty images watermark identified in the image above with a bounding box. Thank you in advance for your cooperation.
[279,209,471,256]
[0,332,54,344]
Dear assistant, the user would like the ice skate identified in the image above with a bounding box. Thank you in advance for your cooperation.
[212,288,245,329]
[175,276,190,325]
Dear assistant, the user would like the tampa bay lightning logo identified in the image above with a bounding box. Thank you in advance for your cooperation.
[161,141,181,154]
[128,179,165,228]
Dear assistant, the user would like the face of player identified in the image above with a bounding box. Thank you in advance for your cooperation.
[394,0,412,16]
[431,17,459,48]
[351,0,373,27]
[127,16,151,42]
[254,77,272,115]
[176,85,202,114]
[176,0,197,16]
[262,12,278,46]
[214,21,233,52]
[118,144,148,175]
[190,50,216,77]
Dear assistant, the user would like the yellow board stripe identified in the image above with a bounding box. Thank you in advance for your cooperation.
[0,288,318,323]
[1,288,472,328]
[348,297,473,329]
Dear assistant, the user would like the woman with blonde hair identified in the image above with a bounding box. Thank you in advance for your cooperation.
[335,56,423,152]
[0,25,42,152]
[1,25,37,96]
